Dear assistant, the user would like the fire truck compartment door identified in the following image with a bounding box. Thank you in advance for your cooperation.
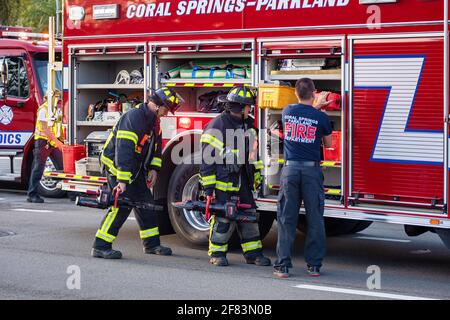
[349,36,446,212]
[151,41,253,55]
[260,39,343,57]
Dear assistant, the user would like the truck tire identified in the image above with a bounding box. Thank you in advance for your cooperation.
[168,160,276,247]
[38,158,66,198]
[297,216,368,237]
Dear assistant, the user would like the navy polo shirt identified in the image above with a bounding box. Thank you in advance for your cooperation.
[282,104,333,162]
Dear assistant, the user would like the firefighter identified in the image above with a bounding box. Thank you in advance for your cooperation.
[273,78,333,279]
[27,91,64,203]
[91,87,183,259]
[199,86,271,267]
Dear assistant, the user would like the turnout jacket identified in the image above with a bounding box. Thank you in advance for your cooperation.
[200,112,263,194]
[101,104,162,184]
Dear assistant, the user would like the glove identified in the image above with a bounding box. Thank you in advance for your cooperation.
[254,171,262,190]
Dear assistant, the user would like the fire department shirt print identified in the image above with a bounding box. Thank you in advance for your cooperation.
[282,104,332,162]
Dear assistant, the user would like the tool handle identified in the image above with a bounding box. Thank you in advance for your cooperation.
[205,195,213,221]
[114,189,121,209]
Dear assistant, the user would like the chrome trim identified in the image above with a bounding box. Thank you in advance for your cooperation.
[256,200,450,225]
[348,38,354,196]
[257,35,346,43]
[149,38,255,46]
[347,32,444,40]
[444,0,449,211]
[68,42,147,49]
[63,20,445,41]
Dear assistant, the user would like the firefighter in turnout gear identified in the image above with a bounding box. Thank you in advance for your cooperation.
[200,86,271,267]
[92,87,183,259]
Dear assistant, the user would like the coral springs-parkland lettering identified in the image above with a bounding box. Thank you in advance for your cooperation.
[126,0,351,19]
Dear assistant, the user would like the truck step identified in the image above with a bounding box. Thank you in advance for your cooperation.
[0,173,21,182]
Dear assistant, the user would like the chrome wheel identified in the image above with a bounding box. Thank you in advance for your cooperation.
[181,174,209,231]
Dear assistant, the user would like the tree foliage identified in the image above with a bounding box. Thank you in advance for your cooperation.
[0,0,57,33]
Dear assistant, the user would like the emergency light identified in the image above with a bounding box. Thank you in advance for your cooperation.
[0,31,49,40]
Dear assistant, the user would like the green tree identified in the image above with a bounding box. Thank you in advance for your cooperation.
[1,0,57,32]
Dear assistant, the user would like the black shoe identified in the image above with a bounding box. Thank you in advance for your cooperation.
[27,196,44,203]
[210,256,229,266]
[246,254,272,266]
[91,248,122,259]
[273,266,289,279]
[144,245,172,256]
[307,265,321,277]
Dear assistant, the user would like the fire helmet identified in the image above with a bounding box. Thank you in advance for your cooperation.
[226,86,256,106]
[151,87,184,114]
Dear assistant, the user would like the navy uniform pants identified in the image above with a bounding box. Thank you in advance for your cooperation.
[274,163,326,268]
[93,172,160,250]
[27,139,63,198]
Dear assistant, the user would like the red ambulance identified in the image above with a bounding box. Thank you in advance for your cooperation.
[0,26,64,197]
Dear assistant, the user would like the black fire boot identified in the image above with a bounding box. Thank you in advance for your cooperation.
[245,254,272,266]
[91,248,122,259]
[144,245,172,256]
[210,256,229,266]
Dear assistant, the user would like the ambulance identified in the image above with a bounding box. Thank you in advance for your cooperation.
[46,0,450,250]
[0,26,64,197]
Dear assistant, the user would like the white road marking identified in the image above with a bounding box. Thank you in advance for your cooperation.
[12,208,55,213]
[294,284,437,300]
[354,236,411,243]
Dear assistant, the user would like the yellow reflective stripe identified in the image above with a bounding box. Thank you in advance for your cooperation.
[150,157,162,168]
[101,154,118,176]
[95,230,116,243]
[140,227,160,239]
[200,134,224,150]
[254,160,264,170]
[104,132,114,149]
[241,240,263,253]
[278,159,285,164]
[116,170,132,183]
[116,130,138,145]
[100,207,119,235]
[200,174,217,186]
[208,243,229,255]
[216,181,240,192]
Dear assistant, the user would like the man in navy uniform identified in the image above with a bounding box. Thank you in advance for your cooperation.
[273,78,333,278]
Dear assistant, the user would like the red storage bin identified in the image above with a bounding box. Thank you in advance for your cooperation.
[314,91,341,111]
[323,131,341,162]
[63,145,86,174]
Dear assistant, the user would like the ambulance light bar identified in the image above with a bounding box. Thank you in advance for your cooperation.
[1,31,50,40]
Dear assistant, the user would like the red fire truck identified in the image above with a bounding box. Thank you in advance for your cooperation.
[46,0,450,250]
[0,26,64,197]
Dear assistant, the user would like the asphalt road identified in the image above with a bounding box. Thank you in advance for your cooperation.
[0,189,449,301]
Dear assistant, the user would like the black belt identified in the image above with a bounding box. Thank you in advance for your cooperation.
[285,160,320,167]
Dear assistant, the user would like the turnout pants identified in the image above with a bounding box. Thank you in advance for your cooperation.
[274,164,326,269]
[93,172,160,250]
[209,171,263,260]
[27,139,63,198]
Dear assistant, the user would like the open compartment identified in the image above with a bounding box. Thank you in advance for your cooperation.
[258,39,344,205]
[150,40,254,113]
[70,44,147,144]
[69,44,147,175]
